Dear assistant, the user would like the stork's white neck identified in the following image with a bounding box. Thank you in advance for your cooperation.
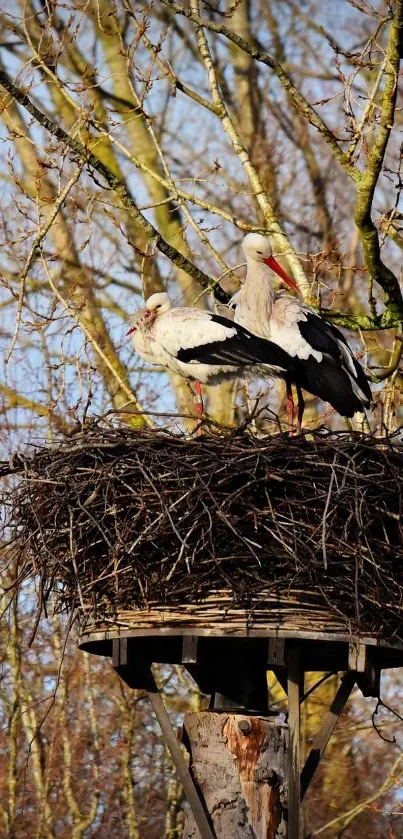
[234,259,275,338]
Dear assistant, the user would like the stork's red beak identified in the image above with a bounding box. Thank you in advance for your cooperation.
[263,255,299,292]
[126,325,136,335]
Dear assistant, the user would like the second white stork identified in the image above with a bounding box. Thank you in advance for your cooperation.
[224,233,371,428]
[127,292,295,420]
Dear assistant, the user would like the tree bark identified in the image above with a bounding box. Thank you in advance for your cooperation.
[182,712,288,839]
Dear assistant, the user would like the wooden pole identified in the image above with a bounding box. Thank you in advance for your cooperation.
[148,691,216,839]
[300,672,356,800]
[182,712,288,839]
[112,640,215,839]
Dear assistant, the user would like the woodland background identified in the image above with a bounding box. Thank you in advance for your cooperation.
[1,0,403,836]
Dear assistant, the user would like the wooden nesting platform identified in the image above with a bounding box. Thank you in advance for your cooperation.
[80,626,401,839]
[79,624,403,672]
[79,623,403,708]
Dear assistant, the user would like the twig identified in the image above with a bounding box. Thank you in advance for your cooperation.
[159,0,361,183]
[190,0,309,295]
[0,68,215,291]
[4,166,83,364]
[371,333,403,382]
[321,457,337,570]
[313,752,403,834]
[41,256,154,427]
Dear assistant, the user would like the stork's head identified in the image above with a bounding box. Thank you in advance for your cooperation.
[242,233,273,262]
[127,292,172,335]
[241,233,298,292]
[145,292,172,313]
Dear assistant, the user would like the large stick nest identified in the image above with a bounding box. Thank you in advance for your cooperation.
[3,427,403,641]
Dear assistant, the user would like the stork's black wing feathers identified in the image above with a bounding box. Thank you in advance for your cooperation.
[177,315,293,371]
[298,312,347,358]
[298,312,371,403]
[293,356,368,416]
[207,298,371,415]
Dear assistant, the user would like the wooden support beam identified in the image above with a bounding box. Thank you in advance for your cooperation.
[112,639,216,839]
[300,672,356,800]
[268,637,286,667]
[268,638,288,694]
[356,665,381,698]
[112,637,154,689]
[287,645,301,839]
[272,666,288,695]
[148,685,216,839]
[348,642,381,697]
[112,636,127,667]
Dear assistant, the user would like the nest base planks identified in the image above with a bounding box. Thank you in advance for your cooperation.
[79,607,403,674]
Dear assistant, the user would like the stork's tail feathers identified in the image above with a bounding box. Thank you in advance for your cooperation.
[293,356,371,418]
[295,317,371,417]
[346,354,372,408]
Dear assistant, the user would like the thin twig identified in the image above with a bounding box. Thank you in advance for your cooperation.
[5,166,84,364]
[41,256,154,427]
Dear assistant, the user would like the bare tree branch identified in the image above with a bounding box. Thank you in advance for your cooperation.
[158,0,361,182]
[4,166,84,365]
[0,68,216,292]
[354,0,403,325]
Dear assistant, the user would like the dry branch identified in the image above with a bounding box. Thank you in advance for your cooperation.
[0,69,215,294]
[354,0,403,325]
[159,0,360,181]
[159,0,403,327]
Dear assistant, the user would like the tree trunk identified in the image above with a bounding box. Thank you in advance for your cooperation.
[182,712,288,839]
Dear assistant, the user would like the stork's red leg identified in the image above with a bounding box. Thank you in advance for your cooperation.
[286,380,295,435]
[296,382,305,434]
[194,381,204,436]
[194,381,204,416]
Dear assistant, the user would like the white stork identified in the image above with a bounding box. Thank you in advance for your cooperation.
[127,292,295,422]
[223,233,371,429]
